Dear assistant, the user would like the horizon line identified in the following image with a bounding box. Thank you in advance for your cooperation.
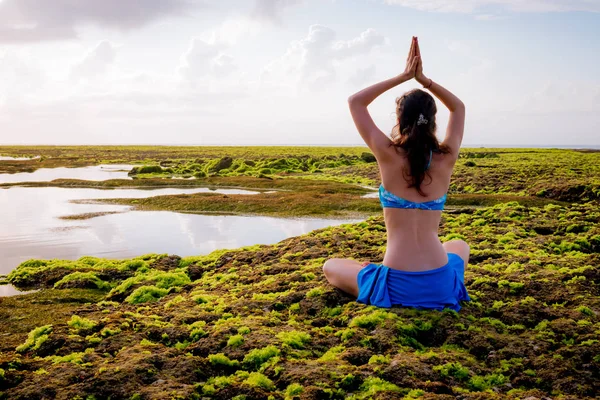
[0,143,599,148]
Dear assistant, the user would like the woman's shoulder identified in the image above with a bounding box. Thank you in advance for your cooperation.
[437,143,460,165]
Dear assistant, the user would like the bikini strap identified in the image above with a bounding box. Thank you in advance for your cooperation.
[425,149,433,171]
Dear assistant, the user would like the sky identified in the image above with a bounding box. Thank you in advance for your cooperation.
[0,0,599,146]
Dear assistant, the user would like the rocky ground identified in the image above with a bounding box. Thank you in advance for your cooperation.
[0,147,598,399]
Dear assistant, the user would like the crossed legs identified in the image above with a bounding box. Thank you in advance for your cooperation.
[322,239,470,297]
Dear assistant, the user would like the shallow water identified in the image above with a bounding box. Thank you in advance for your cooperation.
[361,191,379,199]
[0,186,360,294]
[0,156,41,161]
[0,285,37,297]
[0,164,134,183]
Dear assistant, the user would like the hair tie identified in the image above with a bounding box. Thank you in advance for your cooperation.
[417,114,428,126]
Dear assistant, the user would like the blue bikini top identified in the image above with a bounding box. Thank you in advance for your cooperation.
[379,149,447,211]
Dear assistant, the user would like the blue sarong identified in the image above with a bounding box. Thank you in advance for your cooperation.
[356,253,470,311]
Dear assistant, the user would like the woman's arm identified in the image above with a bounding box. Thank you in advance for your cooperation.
[418,76,465,113]
[415,38,465,155]
[348,38,420,161]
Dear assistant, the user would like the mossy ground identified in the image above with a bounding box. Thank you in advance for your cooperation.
[2,146,599,201]
[0,146,373,176]
[1,201,599,399]
[100,187,380,218]
[1,147,599,399]
[1,149,579,218]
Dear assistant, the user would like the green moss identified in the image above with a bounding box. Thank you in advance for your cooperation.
[335,328,356,342]
[350,309,396,329]
[468,373,508,391]
[348,377,402,399]
[577,305,594,317]
[360,152,376,163]
[368,354,391,365]
[524,369,536,376]
[125,285,169,304]
[227,334,244,347]
[324,306,342,317]
[285,383,303,398]
[208,353,240,367]
[140,338,158,347]
[47,350,92,365]
[202,384,216,395]
[174,341,190,350]
[68,315,97,333]
[319,345,345,362]
[498,280,525,293]
[277,330,311,349]
[110,270,190,297]
[242,345,280,369]
[188,321,208,341]
[237,326,251,335]
[306,287,324,298]
[123,260,148,271]
[100,327,121,337]
[210,375,235,388]
[338,373,359,390]
[244,372,275,390]
[54,272,111,290]
[289,303,301,313]
[16,325,52,353]
[433,362,470,380]
[130,165,164,174]
[164,295,186,309]
[86,335,102,345]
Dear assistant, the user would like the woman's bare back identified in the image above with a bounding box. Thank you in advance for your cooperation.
[379,147,457,271]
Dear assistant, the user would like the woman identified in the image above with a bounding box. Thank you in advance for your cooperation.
[323,37,470,311]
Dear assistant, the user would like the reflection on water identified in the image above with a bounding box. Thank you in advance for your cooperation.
[361,191,379,199]
[0,164,134,183]
[0,156,41,161]
[0,284,36,297]
[0,187,361,281]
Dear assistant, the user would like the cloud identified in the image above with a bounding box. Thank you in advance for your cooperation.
[333,28,387,57]
[211,54,238,78]
[263,25,386,90]
[384,0,600,13]
[252,0,303,22]
[348,65,377,86]
[0,0,203,43]
[516,81,600,114]
[0,49,47,105]
[71,40,117,80]
[474,13,507,20]
[178,38,238,82]
[207,17,262,46]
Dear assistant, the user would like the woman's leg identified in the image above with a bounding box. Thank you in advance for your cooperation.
[443,239,470,269]
[322,258,368,297]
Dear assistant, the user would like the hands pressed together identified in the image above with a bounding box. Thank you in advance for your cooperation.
[403,36,431,88]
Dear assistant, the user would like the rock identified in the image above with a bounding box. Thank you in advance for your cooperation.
[150,255,182,271]
[360,152,377,163]
[211,156,233,172]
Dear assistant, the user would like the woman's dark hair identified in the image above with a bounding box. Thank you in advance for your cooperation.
[389,88,450,196]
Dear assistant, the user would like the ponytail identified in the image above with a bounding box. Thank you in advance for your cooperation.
[390,89,450,196]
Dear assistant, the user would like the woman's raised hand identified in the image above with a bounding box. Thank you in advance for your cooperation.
[402,37,420,80]
[414,37,428,85]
